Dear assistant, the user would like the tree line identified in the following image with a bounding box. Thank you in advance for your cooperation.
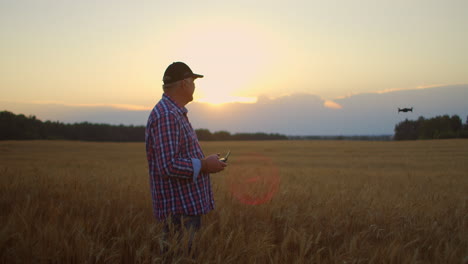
[0,111,145,141]
[3,111,468,141]
[288,135,392,141]
[195,129,287,141]
[0,111,287,141]
[394,115,468,140]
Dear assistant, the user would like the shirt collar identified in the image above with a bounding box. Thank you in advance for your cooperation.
[162,94,188,116]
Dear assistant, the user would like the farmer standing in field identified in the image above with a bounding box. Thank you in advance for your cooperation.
[145,62,227,254]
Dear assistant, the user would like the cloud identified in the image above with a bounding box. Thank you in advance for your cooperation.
[0,100,150,125]
[323,100,343,109]
[25,100,152,111]
[188,85,468,135]
[2,84,467,135]
[375,83,466,94]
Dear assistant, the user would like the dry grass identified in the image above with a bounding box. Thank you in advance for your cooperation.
[0,140,467,263]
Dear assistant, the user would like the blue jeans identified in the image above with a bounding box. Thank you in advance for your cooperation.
[161,214,201,255]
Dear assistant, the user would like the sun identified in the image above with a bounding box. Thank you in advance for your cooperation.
[165,19,277,105]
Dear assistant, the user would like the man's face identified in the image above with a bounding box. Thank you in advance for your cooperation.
[183,78,196,102]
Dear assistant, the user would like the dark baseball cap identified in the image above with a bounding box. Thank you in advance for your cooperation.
[163,62,204,84]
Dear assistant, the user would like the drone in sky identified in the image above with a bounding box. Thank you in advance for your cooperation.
[398,107,413,113]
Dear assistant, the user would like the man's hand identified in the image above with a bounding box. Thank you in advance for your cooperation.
[201,154,227,173]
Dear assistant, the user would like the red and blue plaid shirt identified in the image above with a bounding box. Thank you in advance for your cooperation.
[145,94,214,221]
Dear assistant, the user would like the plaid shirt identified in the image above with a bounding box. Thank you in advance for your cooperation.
[145,94,214,221]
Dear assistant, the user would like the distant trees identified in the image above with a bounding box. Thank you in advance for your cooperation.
[195,129,288,141]
[1,111,288,141]
[288,135,393,141]
[0,111,145,141]
[394,115,468,140]
[5,110,467,142]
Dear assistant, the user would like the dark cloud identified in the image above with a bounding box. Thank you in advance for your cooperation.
[2,85,467,135]
[189,85,467,135]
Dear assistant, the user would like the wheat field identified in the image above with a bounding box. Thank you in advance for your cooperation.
[0,140,467,263]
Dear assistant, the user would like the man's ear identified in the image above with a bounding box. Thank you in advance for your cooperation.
[182,79,191,91]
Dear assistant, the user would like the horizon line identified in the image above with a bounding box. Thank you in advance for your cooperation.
[3,83,464,112]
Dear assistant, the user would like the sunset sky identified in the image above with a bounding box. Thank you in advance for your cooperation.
[1,0,467,130]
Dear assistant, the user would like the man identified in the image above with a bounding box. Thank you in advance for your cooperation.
[145,62,227,253]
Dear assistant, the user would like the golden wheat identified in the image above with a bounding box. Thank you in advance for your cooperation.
[0,140,467,263]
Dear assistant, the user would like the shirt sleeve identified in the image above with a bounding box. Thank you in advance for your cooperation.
[149,112,195,180]
[191,158,201,182]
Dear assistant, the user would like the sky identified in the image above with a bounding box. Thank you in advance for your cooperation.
[1,0,467,134]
